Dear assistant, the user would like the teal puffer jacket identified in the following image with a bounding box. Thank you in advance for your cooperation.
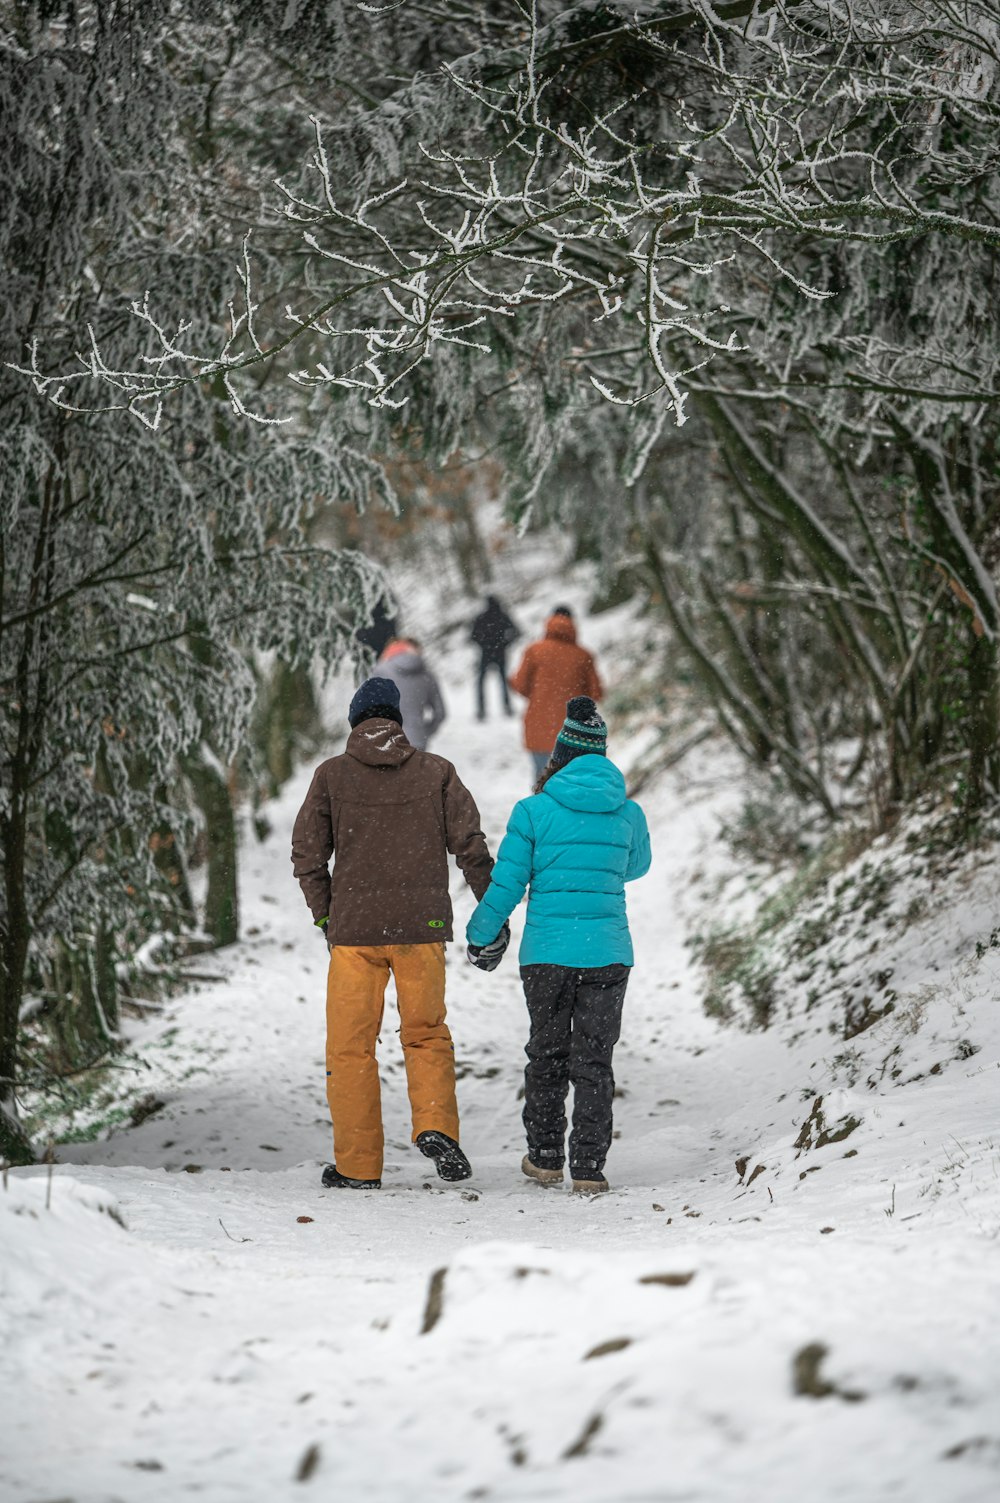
[466,756,651,968]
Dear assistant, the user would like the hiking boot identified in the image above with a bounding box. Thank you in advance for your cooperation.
[571,1170,609,1195]
[522,1154,564,1186]
[416,1130,472,1182]
[321,1163,381,1189]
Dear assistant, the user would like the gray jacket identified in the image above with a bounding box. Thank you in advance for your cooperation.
[377,650,446,750]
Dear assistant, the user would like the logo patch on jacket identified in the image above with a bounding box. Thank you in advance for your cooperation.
[427,919,445,929]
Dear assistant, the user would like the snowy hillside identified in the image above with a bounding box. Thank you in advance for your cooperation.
[3,540,999,1503]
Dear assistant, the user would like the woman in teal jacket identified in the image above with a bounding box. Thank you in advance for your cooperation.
[467,697,651,1193]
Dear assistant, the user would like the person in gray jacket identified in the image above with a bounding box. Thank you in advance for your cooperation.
[376,637,447,750]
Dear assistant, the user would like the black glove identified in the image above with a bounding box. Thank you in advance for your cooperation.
[467,921,510,972]
[316,916,330,946]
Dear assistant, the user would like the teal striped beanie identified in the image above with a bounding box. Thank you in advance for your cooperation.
[552,697,607,766]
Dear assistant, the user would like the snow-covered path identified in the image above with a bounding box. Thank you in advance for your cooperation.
[4,581,1000,1502]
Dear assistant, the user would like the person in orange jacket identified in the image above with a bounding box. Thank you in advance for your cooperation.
[508,606,604,780]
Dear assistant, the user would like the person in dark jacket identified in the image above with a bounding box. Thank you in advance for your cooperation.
[470,594,520,720]
[292,676,493,1190]
[355,597,398,659]
[466,697,650,1195]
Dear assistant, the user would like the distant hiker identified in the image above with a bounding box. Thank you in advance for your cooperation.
[509,606,604,780]
[291,676,493,1190]
[469,594,520,720]
[376,636,446,751]
[356,598,398,659]
[466,698,650,1195]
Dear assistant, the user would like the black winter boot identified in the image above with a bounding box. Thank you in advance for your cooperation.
[522,1154,564,1186]
[570,1168,609,1195]
[416,1130,473,1181]
[321,1164,381,1189]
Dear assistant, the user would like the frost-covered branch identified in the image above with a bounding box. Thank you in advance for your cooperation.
[22,0,997,443]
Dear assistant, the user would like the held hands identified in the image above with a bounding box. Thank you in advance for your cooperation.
[467,921,510,972]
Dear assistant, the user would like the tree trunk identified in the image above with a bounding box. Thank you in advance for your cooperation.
[259,661,320,796]
[0,803,35,1165]
[187,751,239,947]
[965,629,1000,811]
[48,937,115,1071]
[151,799,196,923]
[644,538,837,814]
[450,493,493,589]
[902,430,1000,810]
[0,470,56,1165]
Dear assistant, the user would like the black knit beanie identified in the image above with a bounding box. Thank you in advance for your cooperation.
[550,697,607,768]
[348,676,403,728]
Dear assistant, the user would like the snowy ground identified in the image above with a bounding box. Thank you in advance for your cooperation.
[3,543,1000,1502]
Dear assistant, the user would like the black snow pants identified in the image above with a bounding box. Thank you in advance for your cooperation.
[520,962,630,1176]
[476,650,511,717]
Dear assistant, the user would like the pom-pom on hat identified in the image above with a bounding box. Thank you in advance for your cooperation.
[348,676,402,728]
[550,696,607,767]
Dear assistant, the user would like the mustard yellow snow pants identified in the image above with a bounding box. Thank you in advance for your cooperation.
[325,942,459,1180]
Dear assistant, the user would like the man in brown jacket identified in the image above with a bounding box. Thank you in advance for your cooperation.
[291,676,494,1190]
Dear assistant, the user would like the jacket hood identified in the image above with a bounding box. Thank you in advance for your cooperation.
[379,638,414,663]
[544,614,577,644]
[543,754,625,813]
[383,650,425,676]
[346,718,415,768]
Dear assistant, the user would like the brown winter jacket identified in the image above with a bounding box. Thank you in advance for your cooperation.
[291,718,493,945]
[508,615,604,754]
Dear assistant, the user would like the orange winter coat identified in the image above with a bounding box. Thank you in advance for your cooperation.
[508,616,604,753]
